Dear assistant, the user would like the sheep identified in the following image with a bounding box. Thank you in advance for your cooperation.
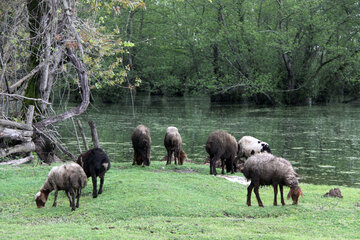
[164,126,187,165]
[205,130,238,176]
[76,148,111,198]
[242,152,303,207]
[238,136,271,159]
[131,125,151,166]
[35,162,87,211]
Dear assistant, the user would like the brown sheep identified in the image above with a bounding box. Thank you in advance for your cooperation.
[164,126,187,165]
[242,152,303,207]
[131,125,151,166]
[35,162,87,211]
[205,130,238,176]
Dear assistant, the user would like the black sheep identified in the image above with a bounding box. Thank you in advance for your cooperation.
[76,148,111,198]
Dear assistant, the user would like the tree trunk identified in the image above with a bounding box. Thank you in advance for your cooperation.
[77,119,89,151]
[88,121,100,149]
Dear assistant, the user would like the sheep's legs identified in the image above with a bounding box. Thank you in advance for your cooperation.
[76,189,81,208]
[65,190,72,207]
[247,182,254,206]
[69,189,76,211]
[132,152,137,165]
[279,185,285,205]
[210,155,219,175]
[254,186,264,207]
[220,159,225,175]
[52,190,58,207]
[98,173,105,195]
[166,149,171,165]
[91,173,98,198]
[174,150,178,165]
[273,184,278,206]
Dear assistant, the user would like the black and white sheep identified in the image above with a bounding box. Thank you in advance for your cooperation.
[238,136,271,158]
[242,152,303,207]
[35,162,87,211]
[131,125,151,166]
[76,148,111,198]
[164,126,187,165]
[205,130,238,176]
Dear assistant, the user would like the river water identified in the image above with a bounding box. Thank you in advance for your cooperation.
[59,95,360,187]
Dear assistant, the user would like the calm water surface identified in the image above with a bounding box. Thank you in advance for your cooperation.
[59,95,360,187]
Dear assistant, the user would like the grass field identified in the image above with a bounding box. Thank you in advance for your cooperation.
[0,161,359,239]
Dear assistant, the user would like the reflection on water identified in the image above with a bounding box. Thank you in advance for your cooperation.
[59,95,360,187]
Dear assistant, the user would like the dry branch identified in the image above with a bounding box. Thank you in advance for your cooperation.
[34,48,90,129]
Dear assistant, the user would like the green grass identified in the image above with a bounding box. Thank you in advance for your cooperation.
[0,162,359,239]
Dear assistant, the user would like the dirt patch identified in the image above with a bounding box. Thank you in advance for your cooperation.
[217,175,249,186]
[323,188,343,198]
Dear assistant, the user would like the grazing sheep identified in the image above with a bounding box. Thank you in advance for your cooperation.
[164,127,187,165]
[238,136,271,158]
[76,148,111,198]
[35,162,87,211]
[205,130,238,175]
[242,152,303,207]
[131,125,151,166]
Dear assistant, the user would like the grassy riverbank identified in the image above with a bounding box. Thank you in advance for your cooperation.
[0,162,359,239]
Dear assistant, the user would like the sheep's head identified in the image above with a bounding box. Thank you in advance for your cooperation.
[35,191,48,208]
[260,142,271,153]
[179,150,188,165]
[287,186,303,205]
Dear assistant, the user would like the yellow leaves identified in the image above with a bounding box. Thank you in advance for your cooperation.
[117,38,122,45]
[135,77,142,87]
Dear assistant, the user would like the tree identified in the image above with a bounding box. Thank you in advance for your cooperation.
[0,0,145,163]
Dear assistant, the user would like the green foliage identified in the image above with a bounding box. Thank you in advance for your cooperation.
[0,162,359,239]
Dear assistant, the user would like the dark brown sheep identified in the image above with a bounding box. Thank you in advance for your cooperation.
[164,126,187,165]
[242,152,303,207]
[131,125,151,166]
[76,148,111,198]
[205,130,238,176]
[35,162,87,211]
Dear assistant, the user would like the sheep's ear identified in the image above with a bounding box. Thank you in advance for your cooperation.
[287,189,293,200]
[299,188,304,197]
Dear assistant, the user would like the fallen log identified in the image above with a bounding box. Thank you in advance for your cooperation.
[0,141,36,158]
[0,156,34,165]
[0,127,33,142]
[0,119,33,131]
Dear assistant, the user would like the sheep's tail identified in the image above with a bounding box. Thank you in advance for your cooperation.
[79,175,88,189]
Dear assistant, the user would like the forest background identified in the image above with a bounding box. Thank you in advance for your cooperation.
[1,0,360,109]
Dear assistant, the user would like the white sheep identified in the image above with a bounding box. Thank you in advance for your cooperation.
[35,162,88,211]
[238,136,271,158]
